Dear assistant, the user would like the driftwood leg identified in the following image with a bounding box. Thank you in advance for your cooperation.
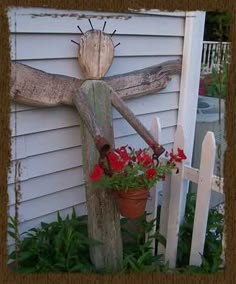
[74,80,123,272]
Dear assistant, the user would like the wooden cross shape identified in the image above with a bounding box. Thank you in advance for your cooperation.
[10,20,181,272]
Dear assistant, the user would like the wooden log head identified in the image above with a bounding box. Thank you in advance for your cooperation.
[78,30,114,80]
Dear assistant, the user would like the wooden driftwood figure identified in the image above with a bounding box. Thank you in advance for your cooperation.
[10,19,182,272]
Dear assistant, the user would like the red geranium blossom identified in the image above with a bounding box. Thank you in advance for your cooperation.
[146,168,157,180]
[90,164,104,182]
[170,148,187,163]
[107,151,126,171]
[137,152,153,167]
[115,145,130,163]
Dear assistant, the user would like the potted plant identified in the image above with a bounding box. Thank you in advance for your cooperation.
[90,145,186,218]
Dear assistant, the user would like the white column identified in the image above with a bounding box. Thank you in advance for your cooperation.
[176,11,206,224]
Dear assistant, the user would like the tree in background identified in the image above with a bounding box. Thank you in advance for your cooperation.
[204,12,230,42]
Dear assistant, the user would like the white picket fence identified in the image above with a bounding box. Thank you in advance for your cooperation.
[146,117,224,268]
[201,41,230,74]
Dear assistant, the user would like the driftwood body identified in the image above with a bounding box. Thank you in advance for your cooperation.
[10,59,181,106]
[76,81,123,271]
[78,30,114,79]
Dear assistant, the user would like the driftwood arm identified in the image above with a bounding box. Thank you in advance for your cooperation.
[10,59,181,106]
[73,88,111,157]
[109,85,165,157]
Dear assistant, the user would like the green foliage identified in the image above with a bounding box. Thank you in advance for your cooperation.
[176,192,224,273]
[204,12,230,41]
[8,208,100,273]
[8,193,224,274]
[90,146,185,192]
[206,52,228,99]
[120,213,167,273]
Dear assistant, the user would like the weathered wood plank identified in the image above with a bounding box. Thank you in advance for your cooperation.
[76,80,123,272]
[10,59,181,106]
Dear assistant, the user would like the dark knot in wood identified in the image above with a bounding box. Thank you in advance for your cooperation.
[95,135,111,158]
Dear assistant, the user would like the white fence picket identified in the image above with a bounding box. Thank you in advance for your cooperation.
[146,117,162,255]
[189,132,216,266]
[157,174,171,256]
[144,118,224,268]
[164,125,185,268]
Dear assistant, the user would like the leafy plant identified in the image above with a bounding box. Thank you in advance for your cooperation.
[206,46,228,99]
[8,209,100,273]
[120,213,168,273]
[8,192,224,274]
[176,192,224,272]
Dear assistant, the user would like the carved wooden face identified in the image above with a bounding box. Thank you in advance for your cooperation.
[78,30,114,80]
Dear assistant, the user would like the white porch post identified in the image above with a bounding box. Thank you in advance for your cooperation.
[176,11,206,223]
[165,11,206,268]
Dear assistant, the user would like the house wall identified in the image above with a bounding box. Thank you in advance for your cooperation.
[7,8,186,248]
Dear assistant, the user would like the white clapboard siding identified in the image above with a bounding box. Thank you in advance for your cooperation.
[10,34,183,60]
[8,147,82,184]
[7,8,185,36]
[164,125,185,268]
[115,126,176,149]
[189,132,216,266]
[10,92,179,137]
[8,166,84,205]
[10,106,81,137]
[11,126,82,160]
[8,185,86,223]
[114,110,177,138]
[7,7,184,245]
[9,126,175,184]
[11,111,177,161]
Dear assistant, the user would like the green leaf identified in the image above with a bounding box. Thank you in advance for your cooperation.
[71,207,76,219]
[8,230,17,239]
[57,211,62,223]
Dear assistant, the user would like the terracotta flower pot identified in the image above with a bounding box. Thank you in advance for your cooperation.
[114,188,149,218]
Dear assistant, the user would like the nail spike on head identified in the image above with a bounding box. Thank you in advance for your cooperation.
[77,25,84,34]
[71,40,80,46]
[111,29,116,37]
[102,21,107,32]
[88,19,94,30]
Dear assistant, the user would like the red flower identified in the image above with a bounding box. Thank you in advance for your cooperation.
[177,148,187,160]
[90,164,104,182]
[137,152,153,167]
[170,148,187,163]
[108,151,126,172]
[115,146,130,163]
[146,168,157,180]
